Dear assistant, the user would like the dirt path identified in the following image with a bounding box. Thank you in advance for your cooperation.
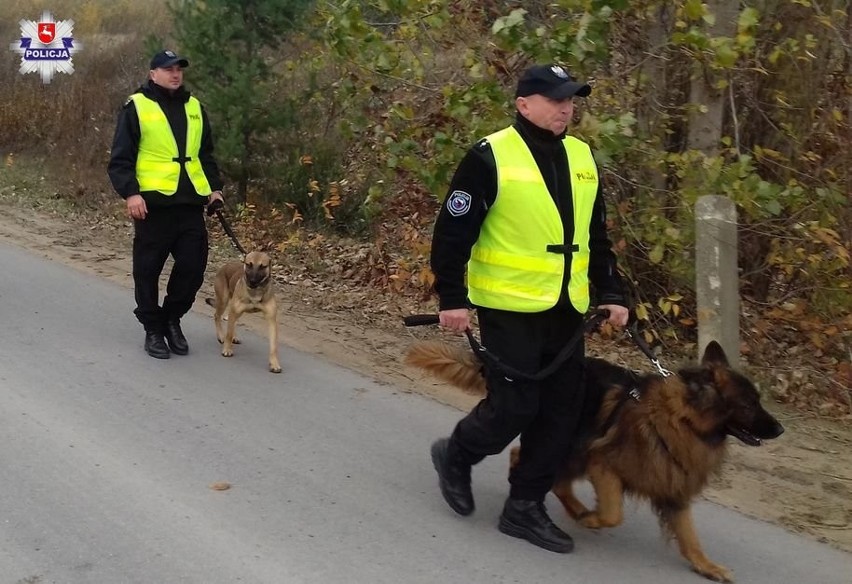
[1,199,849,553]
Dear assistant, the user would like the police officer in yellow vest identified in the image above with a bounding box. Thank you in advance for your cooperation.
[429,64,630,553]
[108,50,224,359]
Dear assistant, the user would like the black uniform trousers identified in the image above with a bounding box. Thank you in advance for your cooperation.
[449,305,586,502]
[132,205,208,332]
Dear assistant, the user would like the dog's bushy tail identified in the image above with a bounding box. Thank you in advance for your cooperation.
[405,342,486,395]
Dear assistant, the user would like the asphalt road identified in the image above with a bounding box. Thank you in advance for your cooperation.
[0,241,848,584]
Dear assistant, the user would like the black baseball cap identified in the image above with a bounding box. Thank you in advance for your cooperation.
[150,50,189,70]
[516,64,591,99]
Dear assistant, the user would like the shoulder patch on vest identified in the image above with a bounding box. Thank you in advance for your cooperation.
[446,190,472,217]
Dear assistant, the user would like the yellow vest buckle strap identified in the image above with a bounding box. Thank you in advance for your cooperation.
[546,244,580,254]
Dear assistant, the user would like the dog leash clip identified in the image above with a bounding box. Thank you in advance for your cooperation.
[651,358,673,378]
[626,322,672,378]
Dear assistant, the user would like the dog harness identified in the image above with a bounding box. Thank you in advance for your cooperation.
[598,379,642,438]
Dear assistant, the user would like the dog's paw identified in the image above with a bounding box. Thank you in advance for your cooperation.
[269,364,282,374]
[221,348,234,357]
[509,446,521,469]
[560,501,591,520]
[232,337,241,344]
[692,561,733,583]
[578,511,603,529]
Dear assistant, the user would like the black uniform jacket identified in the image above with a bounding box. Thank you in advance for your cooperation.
[107,80,224,207]
[430,113,627,312]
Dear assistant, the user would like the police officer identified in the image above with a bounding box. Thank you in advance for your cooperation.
[429,64,630,553]
[108,50,224,359]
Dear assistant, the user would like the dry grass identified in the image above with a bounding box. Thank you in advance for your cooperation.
[0,0,172,200]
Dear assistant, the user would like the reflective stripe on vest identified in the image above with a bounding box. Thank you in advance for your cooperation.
[467,126,597,313]
[130,94,212,196]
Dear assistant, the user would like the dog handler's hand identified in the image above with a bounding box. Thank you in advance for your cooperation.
[599,304,629,327]
[205,190,225,216]
[126,194,147,220]
[439,308,470,334]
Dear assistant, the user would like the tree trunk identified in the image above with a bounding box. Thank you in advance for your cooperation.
[845,4,851,249]
[640,2,673,194]
[686,0,739,155]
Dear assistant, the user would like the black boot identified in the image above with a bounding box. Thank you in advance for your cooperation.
[430,438,474,516]
[165,320,189,355]
[144,331,171,359]
[498,498,574,553]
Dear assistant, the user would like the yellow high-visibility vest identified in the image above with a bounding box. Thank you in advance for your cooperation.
[467,126,598,313]
[130,93,212,196]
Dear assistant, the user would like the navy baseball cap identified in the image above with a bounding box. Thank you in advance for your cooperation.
[516,64,591,99]
[150,50,189,69]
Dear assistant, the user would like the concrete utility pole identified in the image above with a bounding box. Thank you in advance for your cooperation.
[695,195,740,367]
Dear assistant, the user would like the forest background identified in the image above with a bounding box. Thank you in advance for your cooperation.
[0,0,849,417]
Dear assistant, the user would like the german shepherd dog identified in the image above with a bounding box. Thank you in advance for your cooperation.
[205,251,281,373]
[406,340,784,582]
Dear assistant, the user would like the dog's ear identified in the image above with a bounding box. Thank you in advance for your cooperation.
[701,341,729,367]
[681,368,721,408]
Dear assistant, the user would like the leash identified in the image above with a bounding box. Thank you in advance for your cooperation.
[405,306,672,439]
[403,310,610,382]
[615,269,673,377]
[207,198,248,255]
[404,310,672,379]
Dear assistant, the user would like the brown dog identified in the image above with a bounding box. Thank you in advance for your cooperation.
[406,340,784,582]
[205,251,281,373]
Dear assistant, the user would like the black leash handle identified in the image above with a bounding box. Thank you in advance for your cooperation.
[207,198,248,255]
[403,314,440,327]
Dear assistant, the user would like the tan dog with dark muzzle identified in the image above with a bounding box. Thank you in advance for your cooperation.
[205,251,281,373]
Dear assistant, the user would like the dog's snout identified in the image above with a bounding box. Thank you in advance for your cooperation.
[755,411,785,440]
[245,268,268,288]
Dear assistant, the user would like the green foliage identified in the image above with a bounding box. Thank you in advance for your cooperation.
[0,0,847,329]
[267,145,377,236]
[168,0,313,203]
[317,0,850,328]
[318,0,488,199]
[491,2,619,66]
